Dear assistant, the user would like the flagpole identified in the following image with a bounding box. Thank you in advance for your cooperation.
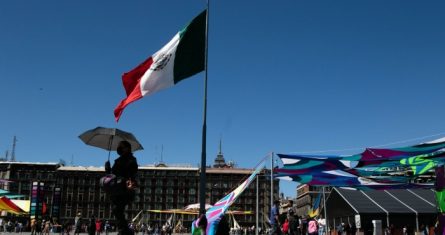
[270,153,274,211]
[199,1,210,215]
[256,174,259,235]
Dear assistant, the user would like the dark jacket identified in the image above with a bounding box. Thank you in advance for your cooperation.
[288,216,300,235]
[106,154,138,181]
[88,218,95,235]
[105,154,138,202]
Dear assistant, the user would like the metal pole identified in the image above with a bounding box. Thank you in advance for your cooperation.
[270,153,274,210]
[107,135,114,161]
[435,165,445,234]
[333,218,336,234]
[199,2,210,215]
[415,213,419,233]
[256,175,259,235]
[323,186,328,234]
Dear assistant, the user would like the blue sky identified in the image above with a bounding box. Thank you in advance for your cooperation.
[1,1,444,197]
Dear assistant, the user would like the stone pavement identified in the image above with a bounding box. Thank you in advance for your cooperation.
[0,233,190,235]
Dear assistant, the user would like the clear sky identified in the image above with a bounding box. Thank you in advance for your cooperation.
[1,1,444,197]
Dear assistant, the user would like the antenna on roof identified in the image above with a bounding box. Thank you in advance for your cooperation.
[219,135,223,155]
[160,144,164,163]
[11,136,17,162]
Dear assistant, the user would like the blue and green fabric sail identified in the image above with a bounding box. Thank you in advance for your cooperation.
[276,138,445,189]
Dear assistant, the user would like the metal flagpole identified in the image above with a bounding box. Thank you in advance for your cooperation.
[270,153,274,211]
[256,175,259,235]
[199,1,210,215]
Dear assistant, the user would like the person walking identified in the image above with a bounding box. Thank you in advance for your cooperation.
[215,215,230,235]
[74,213,82,235]
[30,219,37,235]
[288,210,299,235]
[42,220,51,235]
[269,200,281,235]
[105,140,138,235]
[192,213,208,235]
[317,216,326,235]
[95,219,102,235]
[282,219,289,235]
[88,216,96,235]
[104,221,111,235]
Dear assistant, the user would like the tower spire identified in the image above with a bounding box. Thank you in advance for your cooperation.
[219,137,222,155]
[213,137,227,168]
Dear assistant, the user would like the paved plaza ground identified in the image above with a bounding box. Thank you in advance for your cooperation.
[0,233,192,235]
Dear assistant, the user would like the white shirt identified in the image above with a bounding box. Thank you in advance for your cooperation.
[318,218,326,227]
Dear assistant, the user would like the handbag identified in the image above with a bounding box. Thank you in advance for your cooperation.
[99,174,117,192]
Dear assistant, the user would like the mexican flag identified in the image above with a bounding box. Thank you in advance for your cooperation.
[114,10,206,121]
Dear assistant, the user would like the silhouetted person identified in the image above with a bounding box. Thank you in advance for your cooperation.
[88,216,95,235]
[215,215,230,235]
[74,214,82,235]
[105,141,138,235]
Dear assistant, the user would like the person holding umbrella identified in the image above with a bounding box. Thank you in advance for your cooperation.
[105,140,138,235]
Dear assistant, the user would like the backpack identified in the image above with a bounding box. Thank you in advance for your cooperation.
[308,220,318,234]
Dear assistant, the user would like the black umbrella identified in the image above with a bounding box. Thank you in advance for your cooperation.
[79,126,143,160]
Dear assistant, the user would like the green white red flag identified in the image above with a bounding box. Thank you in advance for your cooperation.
[114,10,206,121]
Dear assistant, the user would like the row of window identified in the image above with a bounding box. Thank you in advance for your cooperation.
[14,171,55,180]
[11,173,271,192]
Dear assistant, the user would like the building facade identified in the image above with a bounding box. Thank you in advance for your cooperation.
[0,161,278,229]
[296,184,330,218]
[0,162,60,219]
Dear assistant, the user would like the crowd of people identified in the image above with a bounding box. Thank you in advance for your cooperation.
[0,219,26,233]
[0,216,182,235]
[268,199,331,235]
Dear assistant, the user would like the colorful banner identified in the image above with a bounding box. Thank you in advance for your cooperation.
[30,181,45,220]
[192,157,267,234]
[51,187,61,219]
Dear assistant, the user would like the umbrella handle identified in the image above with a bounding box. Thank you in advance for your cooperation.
[107,135,114,161]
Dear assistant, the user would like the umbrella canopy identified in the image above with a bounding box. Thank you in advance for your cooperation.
[0,196,26,215]
[79,127,144,152]
[0,189,26,199]
[184,203,212,211]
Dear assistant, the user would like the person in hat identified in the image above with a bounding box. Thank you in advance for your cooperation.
[105,140,139,235]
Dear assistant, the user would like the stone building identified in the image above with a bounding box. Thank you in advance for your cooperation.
[0,152,278,229]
